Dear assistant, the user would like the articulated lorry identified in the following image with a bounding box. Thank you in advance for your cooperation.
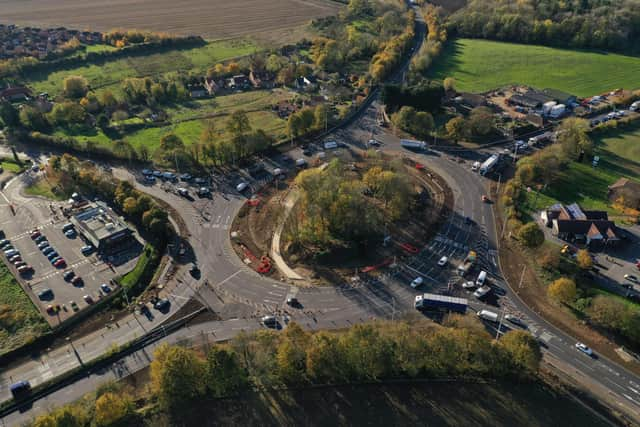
[414,293,468,313]
[479,154,499,176]
[457,250,477,276]
[401,139,427,151]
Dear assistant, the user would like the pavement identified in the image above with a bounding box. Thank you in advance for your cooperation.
[3,4,640,425]
[270,187,304,281]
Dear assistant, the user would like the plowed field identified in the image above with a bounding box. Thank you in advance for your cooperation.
[0,0,341,39]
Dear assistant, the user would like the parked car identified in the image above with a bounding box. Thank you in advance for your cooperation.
[64,229,76,238]
[53,258,67,268]
[35,235,47,243]
[71,276,83,286]
[63,270,75,281]
[70,301,79,312]
[4,249,19,258]
[625,274,638,283]
[180,173,192,181]
[410,277,424,288]
[37,241,50,250]
[154,298,170,311]
[286,297,299,307]
[462,281,476,289]
[30,230,41,239]
[62,223,74,233]
[37,288,53,300]
[152,170,163,177]
[142,169,153,176]
[14,261,26,268]
[9,254,21,263]
[47,251,59,261]
[100,283,112,293]
[17,265,33,275]
[144,175,156,184]
[437,256,448,267]
[81,245,94,255]
[83,295,94,304]
[261,315,277,328]
[575,342,594,356]
[42,246,55,255]
[0,239,10,248]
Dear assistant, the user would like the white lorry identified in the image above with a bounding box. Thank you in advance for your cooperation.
[479,154,499,176]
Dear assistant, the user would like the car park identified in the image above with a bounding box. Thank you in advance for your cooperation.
[100,283,112,293]
[437,256,448,267]
[410,277,424,288]
[575,342,594,356]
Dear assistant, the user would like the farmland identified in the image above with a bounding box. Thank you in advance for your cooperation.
[0,0,341,40]
[429,39,640,97]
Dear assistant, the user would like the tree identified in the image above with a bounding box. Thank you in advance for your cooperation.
[557,118,592,158]
[445,116,467,140]
[499,331,542,376]
[469,106,494,136]
[517,222,545,247]
[576,249,593,270]
[443,77,456,92]
[276,322,310,383]
[63,75,89,99]
[159,133,185,152]
[547,277,577,304]
[306,331,345,382]
[19,105,48,131]
[150,344,206,413]
[226,110,251,136]
[0,101,19,127]
[94,392,134,426]
[205,345,248,397]
[99,90,118,111]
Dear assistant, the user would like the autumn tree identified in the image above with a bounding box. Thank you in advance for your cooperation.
[63,75,89,99]
[557,118,592,158]
[576,249,593,270]
[443,77,456,92]
[226,110,251,137]
[517,222,545,247]
[151,344,206,413]
[469,106,494,136]
[499,331,541,377]
[547,277,577,304]
[94,392,134,426]
[445,116,467,140]
[206,345,248,397]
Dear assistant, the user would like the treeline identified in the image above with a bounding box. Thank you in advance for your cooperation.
[0,36,204,79]
[289,158,413,248]
[369,9,416,82]
[30,319,541,426]
[448,0,640,52]
[410,3,448,78]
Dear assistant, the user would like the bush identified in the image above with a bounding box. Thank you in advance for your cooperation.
[540,251,560,271]
[517,222,545,247]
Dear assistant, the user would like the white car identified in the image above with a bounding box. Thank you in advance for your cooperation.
[575,342,593,356]
[624,274,638,283]
[473,285,491,299]
[462,281,476,289]
[437,256,448,267]
[410,277,424,288]
[368,139,380,146]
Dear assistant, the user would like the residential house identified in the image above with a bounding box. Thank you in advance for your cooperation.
[229,74,250,90]
[188,85,207,98]
[541,203,620,247]
[204,77,221,96]
[249,71,273,89]
[608,177,640,209]
[295,75,318,91]
[542,88,577,106]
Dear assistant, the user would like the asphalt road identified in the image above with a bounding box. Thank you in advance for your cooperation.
[3,5,640,424]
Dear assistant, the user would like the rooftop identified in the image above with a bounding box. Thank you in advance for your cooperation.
[72,201,130,245]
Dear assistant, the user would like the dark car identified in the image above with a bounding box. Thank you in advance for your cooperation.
[154,298,171,311]
[63,270,75,281]
[37,288,53,300]
[47,251,59,261]
[180,173,192,181]
[71,276,84,286]
[261,315,277,328]
[286,297,299,307]
[81,245,94,255]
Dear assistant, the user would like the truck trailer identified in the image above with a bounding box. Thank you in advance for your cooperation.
[401,139,427,151]
[479,154,499,176]
[414,293,468,313]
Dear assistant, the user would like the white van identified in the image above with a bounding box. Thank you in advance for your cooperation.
[475,270,487,287]
[471,161,481,172]
[324,141,338,150]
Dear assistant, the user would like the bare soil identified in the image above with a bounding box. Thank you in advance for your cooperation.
[0,0,341,40]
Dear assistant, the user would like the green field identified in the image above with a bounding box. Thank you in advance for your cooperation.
[429,39,640,97]
[0,260,49,356]
[26,39,257,97]
[595,126,640,177]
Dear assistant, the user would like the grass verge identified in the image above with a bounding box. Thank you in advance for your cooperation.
[0,258,50,356]
[429,38,640,96]
[118,244,161,298]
